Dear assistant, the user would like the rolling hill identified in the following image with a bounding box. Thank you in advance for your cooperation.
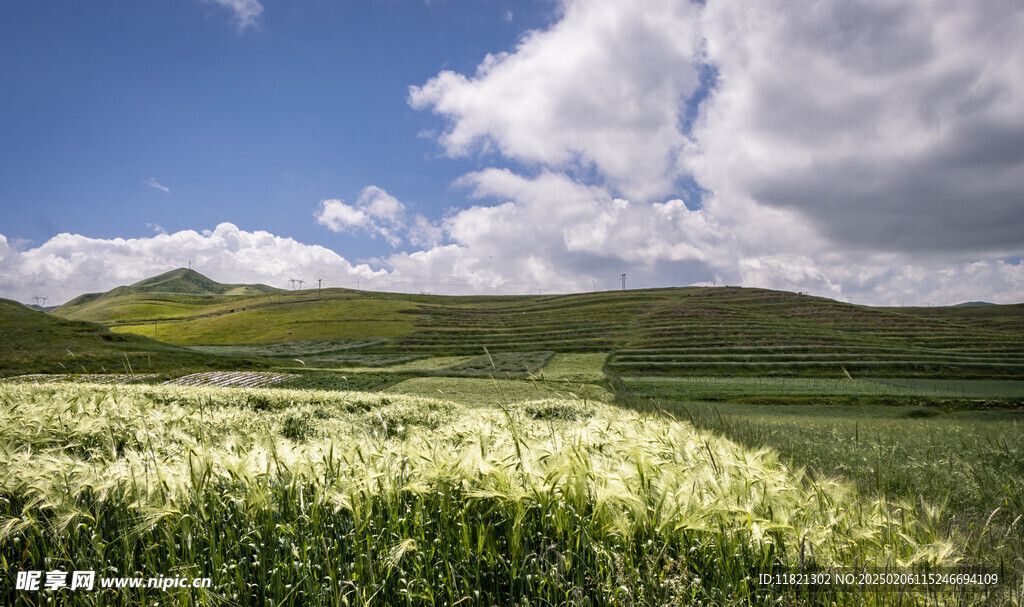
[57,268,279,321]
[45,270,1024,380]
[0,297,266,376]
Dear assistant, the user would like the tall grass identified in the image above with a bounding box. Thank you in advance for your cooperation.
[0,383,967,605]
[623,398,1024,596]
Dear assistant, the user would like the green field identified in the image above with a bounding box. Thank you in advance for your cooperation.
[0,383,970,606]
[2,270,1024,604]
[621,376,1024,404]
[386,376,609,408]
[623,399,1024,572]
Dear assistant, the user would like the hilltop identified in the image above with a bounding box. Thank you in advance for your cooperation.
[58,268,278,316]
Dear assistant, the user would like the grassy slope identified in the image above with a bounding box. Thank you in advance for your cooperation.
[0,298,265,376]
[54,280,1024,379]
[58,267,278,321]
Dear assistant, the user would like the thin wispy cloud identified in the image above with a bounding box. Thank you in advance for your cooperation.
[203,0,264,32]
[144,178,170,194]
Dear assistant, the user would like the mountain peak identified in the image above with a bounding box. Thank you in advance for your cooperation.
[130,268,225,294]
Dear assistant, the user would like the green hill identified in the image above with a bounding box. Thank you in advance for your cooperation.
[57,268,280,323]
[128,267,278,296]
[47,271,1024,380]
[59,268,276,307]
[0,298,265,377]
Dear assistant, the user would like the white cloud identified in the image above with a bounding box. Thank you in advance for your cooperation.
[315,186,438,249]
[0,224,384,305]
[203,0,264,32]
[403,0,1024,305]
[409,0,704,201]
[145,223,168,235]
[144,178,170,194]
[690,0,1024,254]
[315,200,369,231]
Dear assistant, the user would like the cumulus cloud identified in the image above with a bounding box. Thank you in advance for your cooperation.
[409,0,704,201]
[315,186,438,249]
[0,224,384,305]
[403,0,1024,305]
[692,0,1024,254]
[202,0,264,31]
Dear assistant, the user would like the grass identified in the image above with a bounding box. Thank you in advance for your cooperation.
[619,397,1024,587]
[538,353,609,382]
[0,298,266,377]
[326,355,480,373]
[385,376,609,408]
[620,376,1024,406]
[108,297,415,345]
[446,350,554,377]
[0,382,974,606]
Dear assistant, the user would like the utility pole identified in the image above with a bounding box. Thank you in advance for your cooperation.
[289,278,296,290]
[621,273,626,291]
[297,280,304,290]
[318,278,322,298]
[33,296,47,307]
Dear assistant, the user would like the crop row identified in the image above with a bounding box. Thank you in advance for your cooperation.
[163,371,299,388]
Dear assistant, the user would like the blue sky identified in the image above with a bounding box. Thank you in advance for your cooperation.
[1,0,1022,306]
[1,0,550,259]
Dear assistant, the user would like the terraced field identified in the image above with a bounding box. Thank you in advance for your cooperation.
[53,272,1024,385]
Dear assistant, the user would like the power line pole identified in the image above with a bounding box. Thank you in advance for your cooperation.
[318,278,322,298]
[289,278,297,290]
[621,273,626,291]
[297,280,304,290]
